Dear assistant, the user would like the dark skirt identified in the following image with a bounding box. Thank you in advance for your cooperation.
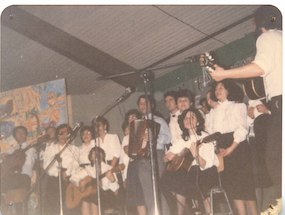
[218,132,256,200]
[161,168,188,196]
[186,165,219,200]
[125,160,145,206]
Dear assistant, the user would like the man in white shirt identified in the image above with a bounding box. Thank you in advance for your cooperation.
[42,124,80,215]
[210,5,282,202]
[164,91,181,145]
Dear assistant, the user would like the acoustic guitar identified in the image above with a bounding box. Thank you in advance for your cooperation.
[0,134,49,179]
[65,163,125,209]
[166,132,221,172]
[199,52,266,100]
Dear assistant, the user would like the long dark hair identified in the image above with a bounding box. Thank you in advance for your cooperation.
[178,107,205,141]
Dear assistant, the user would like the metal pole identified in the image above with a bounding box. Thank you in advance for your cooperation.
[142,71,160,215]
[58,158,63,215]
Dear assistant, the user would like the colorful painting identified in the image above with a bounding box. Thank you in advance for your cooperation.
[0,79,67,152]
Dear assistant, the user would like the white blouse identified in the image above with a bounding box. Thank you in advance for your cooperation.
[210,100,248,144]
[78,141,96,165]
[94,133,121,162]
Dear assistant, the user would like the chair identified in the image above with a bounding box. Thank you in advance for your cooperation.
[209,154,233,215]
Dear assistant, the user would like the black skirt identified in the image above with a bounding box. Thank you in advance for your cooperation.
[218,132,256,200]
[186,165,219,200]
[161,168,188,196]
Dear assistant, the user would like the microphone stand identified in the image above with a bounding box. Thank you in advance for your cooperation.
[92,121,102,215]
[141,71,161,215]
[57,156,64,215]
[100,88,132,117]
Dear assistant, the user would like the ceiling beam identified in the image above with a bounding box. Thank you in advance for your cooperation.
[2,6,141,89]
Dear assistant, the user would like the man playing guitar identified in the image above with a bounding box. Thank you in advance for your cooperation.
[210,5,282,205]
[1,126,37,215]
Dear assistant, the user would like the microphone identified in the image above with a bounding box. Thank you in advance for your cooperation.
[70,122,83,139]
[116,87,133,103]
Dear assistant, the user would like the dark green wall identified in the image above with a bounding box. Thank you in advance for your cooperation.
[137,32,257,92]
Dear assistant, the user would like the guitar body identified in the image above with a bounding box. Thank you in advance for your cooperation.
[4,188,28,204]
[242,77,266,100]
[66,164,125,209]
[166,155,193,172]
[1,150,26,179]
[65,176,97,209]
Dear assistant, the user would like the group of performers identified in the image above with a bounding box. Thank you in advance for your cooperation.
[0,5,282,215]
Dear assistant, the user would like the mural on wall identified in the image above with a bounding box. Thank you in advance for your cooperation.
[0,79,67,152]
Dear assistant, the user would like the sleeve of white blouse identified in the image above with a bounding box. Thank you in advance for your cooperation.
[233,103,248,143]
[112,134,122,158]
[204,111,212,133]
[198,143,216,170]
[122,135,129,147]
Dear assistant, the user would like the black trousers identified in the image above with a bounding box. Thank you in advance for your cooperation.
[265,95,282,198]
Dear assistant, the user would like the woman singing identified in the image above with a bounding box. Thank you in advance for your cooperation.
[78,126,96,215]
[209,80,258,214]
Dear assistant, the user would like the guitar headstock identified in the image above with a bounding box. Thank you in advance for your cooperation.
[199,52,215,73]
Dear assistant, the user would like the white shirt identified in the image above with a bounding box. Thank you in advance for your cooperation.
[94,133,121,162]
[205,108,218,134]
[42,143,79,177]
[78,141,96,165]
[210,100,248,144]
[119,135,130,181]
[7,142,37,178]
[169,110,183,145]
[253,30,282,99]
[21,142,37,178]
[39,141,55,161]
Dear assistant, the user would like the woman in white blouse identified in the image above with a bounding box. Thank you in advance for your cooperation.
[210,80,258,215]
[162,107,219,215]
[78,126,95,166]
[78,126,96,215]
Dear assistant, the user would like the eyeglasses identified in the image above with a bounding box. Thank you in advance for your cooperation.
[58,131,69,136]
